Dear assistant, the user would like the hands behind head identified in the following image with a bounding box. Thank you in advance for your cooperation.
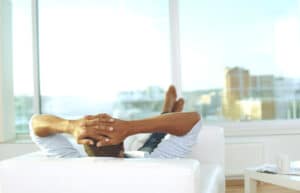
[71,113,129,147]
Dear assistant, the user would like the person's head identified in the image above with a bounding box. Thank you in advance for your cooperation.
[83,140,124,158]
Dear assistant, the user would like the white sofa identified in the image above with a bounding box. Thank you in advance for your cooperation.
[0,126,225,193]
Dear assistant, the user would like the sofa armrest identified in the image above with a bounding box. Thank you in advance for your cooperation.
[0,158,201,193]
[188,126,224,167]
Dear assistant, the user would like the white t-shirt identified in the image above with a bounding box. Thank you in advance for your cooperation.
[29,116,202,159]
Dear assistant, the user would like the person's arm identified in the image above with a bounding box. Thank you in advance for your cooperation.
[128,112,200,136]
[92,112,201,147]
[31,114,72,136]
[31,114,114,145]
[29,115,83,158]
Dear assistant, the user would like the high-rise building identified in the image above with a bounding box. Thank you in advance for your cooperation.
[250,75,275,119]
[223,67,276,120]
[250,75,274,98]
[223,67,250,120]
[224,67,250,100]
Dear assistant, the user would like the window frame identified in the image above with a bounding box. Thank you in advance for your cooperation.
[32,0,41,115]
[0,0,15,142]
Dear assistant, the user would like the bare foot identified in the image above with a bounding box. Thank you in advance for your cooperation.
[162,85,177,113]
[172,98,184,112]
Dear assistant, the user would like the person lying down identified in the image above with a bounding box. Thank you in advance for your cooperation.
[30,85,202,158]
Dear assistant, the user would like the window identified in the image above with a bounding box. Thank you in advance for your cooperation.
[180,0,300,121]
[8,0,300,139]
[12,0,34,135]
[38,0,171,120]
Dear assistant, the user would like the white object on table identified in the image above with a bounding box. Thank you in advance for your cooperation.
[277,154,290,173]
[244,163,300,193]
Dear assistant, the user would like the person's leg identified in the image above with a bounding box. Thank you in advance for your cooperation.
[162,85,177,113]
[138,86,183,153]
[148,98,202,158]
[136,88,202,159]
[172,98,184,113]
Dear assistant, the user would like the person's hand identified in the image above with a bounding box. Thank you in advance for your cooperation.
[92,116,130,147]
[70,113,115,145]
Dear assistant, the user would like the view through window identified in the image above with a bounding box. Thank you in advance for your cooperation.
[38,0,171,120]
[12,0,300,135]
[180,0,300,121]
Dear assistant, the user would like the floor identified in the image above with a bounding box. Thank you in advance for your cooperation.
[226,180,300,193]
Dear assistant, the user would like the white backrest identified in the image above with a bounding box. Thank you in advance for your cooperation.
[188,126,224,167]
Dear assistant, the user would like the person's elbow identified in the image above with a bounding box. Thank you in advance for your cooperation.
[191,111,201,124]
[30,115,49,137]
[176,112,201,136]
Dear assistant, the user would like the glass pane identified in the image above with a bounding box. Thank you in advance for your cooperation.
[12,0,34,134]
[39,0,170,119]
[180,0,300,121]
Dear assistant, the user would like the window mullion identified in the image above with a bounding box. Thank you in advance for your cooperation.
[32,0,41,114]
[169,0,182,96]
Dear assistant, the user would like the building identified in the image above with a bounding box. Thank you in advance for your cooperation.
[222,67,250,120]
[223,67,277,120]
[250,75,276,119]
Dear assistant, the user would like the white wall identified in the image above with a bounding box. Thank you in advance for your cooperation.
[225,132,300,177]
[0,0,15,142]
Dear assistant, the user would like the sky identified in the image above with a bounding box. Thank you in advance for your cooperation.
[12,0,300,98]
[180,0,300,90]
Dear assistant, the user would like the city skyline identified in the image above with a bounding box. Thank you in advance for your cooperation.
[14,65,300,134]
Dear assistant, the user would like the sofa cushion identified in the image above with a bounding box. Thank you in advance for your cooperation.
[0,153,224,193]
[0,156,202,193]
